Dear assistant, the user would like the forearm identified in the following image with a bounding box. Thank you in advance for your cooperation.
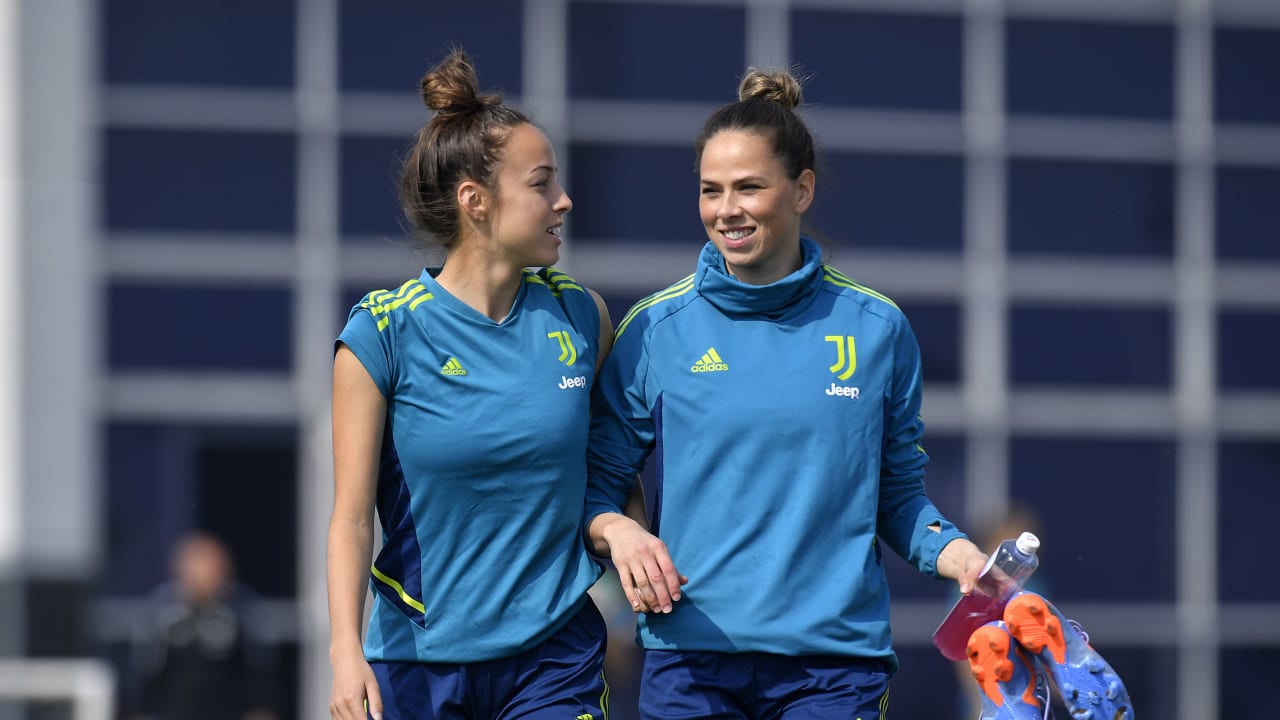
[327,515,374,658]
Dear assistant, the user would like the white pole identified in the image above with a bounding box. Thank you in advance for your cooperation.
[0,0,22,577]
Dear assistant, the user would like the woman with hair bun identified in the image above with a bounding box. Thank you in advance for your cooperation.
[584,67,987,718]
[327,49,614,720]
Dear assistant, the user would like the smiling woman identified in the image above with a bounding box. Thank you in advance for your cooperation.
[583,66,991,720]
[326,48,615,720]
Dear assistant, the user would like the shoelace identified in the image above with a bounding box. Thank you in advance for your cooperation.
[1034,665,1055,720]
[1033,617,1090,720]
[1068,618,1089,644]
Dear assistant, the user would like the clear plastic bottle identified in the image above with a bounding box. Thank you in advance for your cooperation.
[932,531,1041,662]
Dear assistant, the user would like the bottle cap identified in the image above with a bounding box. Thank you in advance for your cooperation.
[1015,531,1040,555]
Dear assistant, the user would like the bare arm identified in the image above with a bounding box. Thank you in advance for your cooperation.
[328,346,385,720]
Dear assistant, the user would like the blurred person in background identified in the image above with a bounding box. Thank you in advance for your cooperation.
[327,48,617,720]
[588,566,645,720]
[126,530,279,720]
[583,66,987,719]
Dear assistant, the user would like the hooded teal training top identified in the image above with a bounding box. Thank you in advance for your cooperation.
[585,238,965,668]
[339,266,602,663]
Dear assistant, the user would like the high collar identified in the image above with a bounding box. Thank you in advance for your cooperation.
[694,237,825,319]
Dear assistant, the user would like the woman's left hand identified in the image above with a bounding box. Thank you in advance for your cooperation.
[937,537,988,595]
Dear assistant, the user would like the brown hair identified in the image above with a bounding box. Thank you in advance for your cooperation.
[399,49,528,250]
[694,67,815,181]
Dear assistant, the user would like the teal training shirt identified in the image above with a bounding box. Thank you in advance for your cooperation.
[339,266,603,663]
[586,238,965,668]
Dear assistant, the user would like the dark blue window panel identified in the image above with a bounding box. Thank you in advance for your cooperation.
[600,292,646,330]
[104,423,298,596]
[104,129,296,234]
[1215,27,1280,124]
[1010,306,1171,387]
[1216,165,1280,261]
[1008,159,1175,258]
[104,0,295,87]
[108,284,293,370]
[341,135,410,238]
[340,285,378,325]
[1011,437,1176,602]
[1219,442,1280,603]
[1218,311,1280,390]
[815,152,963,251]
[898,301,961,384]
[882,435,966,601]
[339,1,522,95]
[569,143,699,243]
[1007,20,1174,119]
[1222,649,1280,718]
[790,11,963,111]
[569,3,745,101]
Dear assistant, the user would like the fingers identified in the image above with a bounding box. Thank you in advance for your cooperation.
[329,692,365,720]
[366,681,384,720]
[623,543,683,614]
[330,666,382,720]
[615,563,655,614]
[655,552,686,602]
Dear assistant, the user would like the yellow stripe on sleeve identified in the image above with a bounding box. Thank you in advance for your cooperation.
[822,268,900,310]
[615,274,696,338]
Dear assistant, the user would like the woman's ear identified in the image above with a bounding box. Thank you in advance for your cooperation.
[795,169,815,214]
[457,179,489,223]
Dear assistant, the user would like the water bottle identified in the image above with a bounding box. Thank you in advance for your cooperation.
[932,531,1041,662]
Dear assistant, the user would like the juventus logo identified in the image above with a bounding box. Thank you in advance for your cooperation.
[547,330,578,366]
[825,335,857,380]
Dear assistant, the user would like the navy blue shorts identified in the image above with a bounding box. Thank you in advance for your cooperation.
[370,599,610,720]
[640,649,891,720]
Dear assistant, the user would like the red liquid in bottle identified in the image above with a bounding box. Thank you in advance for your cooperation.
[931,577,1010,661]
[932,532,1039,662]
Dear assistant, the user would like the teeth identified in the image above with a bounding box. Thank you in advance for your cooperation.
[724,229,752,240]
[549,227,561,237]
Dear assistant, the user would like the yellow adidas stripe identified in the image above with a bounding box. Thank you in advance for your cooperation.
[365,278,419,309]
[822,267,899,310]
[370,565,426,613]
[616,274,696,338]
[360,280,435,330]
[545,268,585,292]
[525,272,586,297]
[369,285,427,316]
[707,348,722,363]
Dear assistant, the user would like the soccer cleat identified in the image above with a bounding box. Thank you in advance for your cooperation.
[1003,591,1134,720]
[967,621,1048,720]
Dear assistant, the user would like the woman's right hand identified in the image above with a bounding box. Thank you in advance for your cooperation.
[591,512,687,614]
[330,651,383,720]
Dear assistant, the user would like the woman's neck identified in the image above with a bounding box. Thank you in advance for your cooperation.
[435,246,525,322]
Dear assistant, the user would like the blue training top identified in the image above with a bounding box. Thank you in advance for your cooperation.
[338,266,603,663]
[585,238,965,668]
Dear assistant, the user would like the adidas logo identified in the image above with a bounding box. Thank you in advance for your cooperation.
[690,348,729,373]
[440,357,468,376]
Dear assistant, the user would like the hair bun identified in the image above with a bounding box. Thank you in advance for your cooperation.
[737,67,804,109]
[420,49,501,117]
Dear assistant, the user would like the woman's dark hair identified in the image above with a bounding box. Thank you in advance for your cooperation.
[694,67,815,180]
[399,49,528,250]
